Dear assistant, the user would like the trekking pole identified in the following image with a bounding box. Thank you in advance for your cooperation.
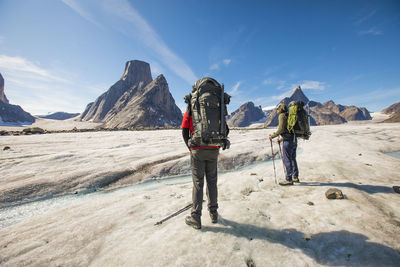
[277,141,287,178]
[154,203,192,226]
[270,139,278,185]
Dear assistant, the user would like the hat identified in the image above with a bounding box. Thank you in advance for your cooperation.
[277,103,287,113]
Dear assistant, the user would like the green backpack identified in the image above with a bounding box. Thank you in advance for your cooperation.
[287,101,311,140]
[187,77,230,147]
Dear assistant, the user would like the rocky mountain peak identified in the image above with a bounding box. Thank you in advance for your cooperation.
[227,101,266,127]
[0,72,34,125]
[121,60,152,86]
[264,85,371,127]
[81,60,154,122]
[81,60,182,128]
[291,86,309,104]
[0,72,9,104]
[382,102,400,114]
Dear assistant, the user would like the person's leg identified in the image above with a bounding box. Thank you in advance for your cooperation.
[190,150,205,218]
[282,140,293,181]
[292,140,299,180]
[204,149,219,216]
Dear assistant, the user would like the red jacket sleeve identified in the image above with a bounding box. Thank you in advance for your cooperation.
[181,110,194,132]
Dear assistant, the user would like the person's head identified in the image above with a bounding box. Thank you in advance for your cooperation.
[277,103,287,113]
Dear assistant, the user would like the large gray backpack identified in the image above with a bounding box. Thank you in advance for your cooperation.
[188,77,230,147]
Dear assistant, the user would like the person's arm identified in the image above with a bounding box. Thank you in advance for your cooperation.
[182,128,190,148]
[270,114,285,139]
[181,109,192,149]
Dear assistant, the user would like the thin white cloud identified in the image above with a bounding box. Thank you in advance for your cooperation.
[100,0,197,85]
[229,81,241,96]
[297,80,326,90]
[0,54,100,114]
[0,55,67,83]
[61,0,101,26]
[355,10,376,25]
[263,78,287,91]
[210,63,220,71]
[209,59,232,71]
[358,27,383,36]
[222,59,231,65]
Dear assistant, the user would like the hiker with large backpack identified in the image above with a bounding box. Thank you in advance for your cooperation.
[269,103,299,186]
[181,77,230,229]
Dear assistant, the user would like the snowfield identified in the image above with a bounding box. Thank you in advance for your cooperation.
[1,117,400,266]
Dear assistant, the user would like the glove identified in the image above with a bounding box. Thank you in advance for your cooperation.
[269,135,272,141]
[277,137,283,143]
[222,139,230,150]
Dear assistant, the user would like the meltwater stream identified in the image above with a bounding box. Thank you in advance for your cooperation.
[0,157,275,229]
[385,150,400,159]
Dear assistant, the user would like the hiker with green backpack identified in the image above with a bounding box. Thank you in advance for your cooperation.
[269,100,311,186]
[181,77,231,229]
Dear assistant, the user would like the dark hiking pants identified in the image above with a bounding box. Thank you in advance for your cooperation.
[190,148,219,218]
[282,138,298,181]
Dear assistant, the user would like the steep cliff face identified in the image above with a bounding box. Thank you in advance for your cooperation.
[81,60,182,128]
[227,102,266,127]
[80,60,152,122]
[103,75,182,128]
[0,72,35,125]
[0,73,10,104]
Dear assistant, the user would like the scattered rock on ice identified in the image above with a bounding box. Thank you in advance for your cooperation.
[22,127,45,134]
[3,146,10,151]
[325,188,344,199]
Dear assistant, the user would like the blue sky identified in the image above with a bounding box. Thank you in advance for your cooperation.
[0,0,399,115]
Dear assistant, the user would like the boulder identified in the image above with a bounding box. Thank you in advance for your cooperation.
[325,188,344,199]
[23,127,45,134]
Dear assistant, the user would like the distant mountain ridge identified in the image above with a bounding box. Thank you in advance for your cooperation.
[381,102,400,123]
[382,102,400,115]
[227,102,266,127]
[38,112,80,120]
[264,86,371,127]
[80,60,182,128]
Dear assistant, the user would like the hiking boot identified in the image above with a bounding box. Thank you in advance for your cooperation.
[292,177,300,183]
[279,180,294,186]
[210,212,218,223]
[185,216,201,229]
